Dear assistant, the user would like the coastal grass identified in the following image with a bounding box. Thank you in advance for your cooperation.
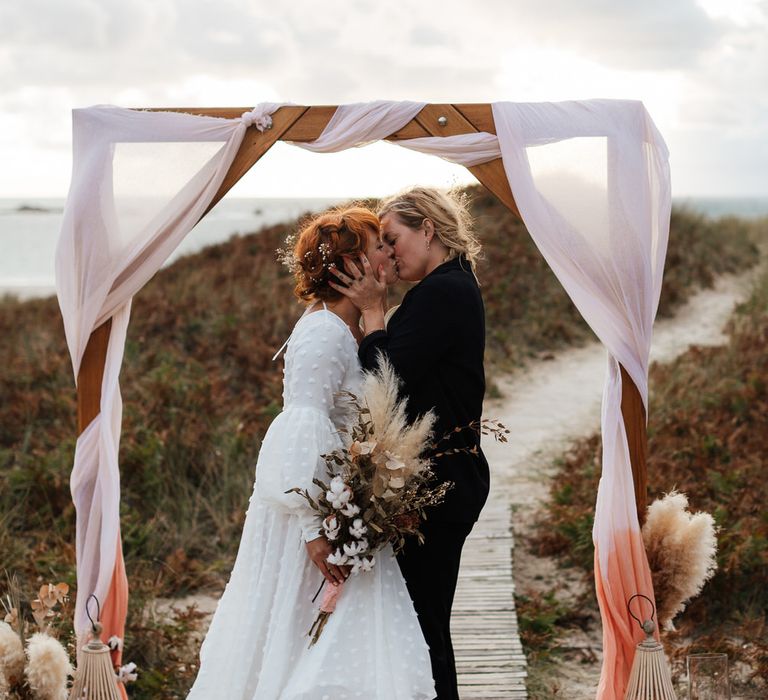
[526,223,768,694]
[0,189,762,697]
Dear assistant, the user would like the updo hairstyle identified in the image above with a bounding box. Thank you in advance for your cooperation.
[290,206,380,303]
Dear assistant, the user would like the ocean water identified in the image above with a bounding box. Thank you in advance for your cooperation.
[673,196,768,220]
[1,195,766,301]
[0,197,342,300]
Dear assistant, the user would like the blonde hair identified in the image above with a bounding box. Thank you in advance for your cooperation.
[377,186,482,275]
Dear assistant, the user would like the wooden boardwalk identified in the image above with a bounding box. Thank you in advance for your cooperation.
[453,492,528,698]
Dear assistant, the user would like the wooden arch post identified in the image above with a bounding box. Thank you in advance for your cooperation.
[77,104,649,658]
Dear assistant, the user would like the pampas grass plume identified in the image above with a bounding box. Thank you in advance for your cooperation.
[362,356,435,472]
[0,667,11,698]
[24,632,73,700]
[0,621,25,685]
[642,491,718,628]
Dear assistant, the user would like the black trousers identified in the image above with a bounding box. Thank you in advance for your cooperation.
[396,520,474,700]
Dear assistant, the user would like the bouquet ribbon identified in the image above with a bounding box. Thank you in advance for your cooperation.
[320,580,344,613]
[308,579,345,645]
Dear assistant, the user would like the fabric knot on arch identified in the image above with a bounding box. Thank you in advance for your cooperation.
[240,103,284,131]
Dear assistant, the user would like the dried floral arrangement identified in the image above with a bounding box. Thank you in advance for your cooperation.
[641,491,718,630]
[0,575,137,699]
[276,231,340,295]
[287,358,508,644]
[1,574,73,700]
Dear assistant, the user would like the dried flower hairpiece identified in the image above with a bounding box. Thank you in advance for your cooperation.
[276,232,300,274]
[317,242,331,263]
[276,233,339,293]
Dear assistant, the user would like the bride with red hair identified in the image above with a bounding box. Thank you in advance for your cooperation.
[187,206,435,700]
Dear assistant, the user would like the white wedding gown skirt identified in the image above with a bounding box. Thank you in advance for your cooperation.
[187,310,435,700]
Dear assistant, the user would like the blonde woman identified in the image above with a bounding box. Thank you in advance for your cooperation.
[330,187,488,700]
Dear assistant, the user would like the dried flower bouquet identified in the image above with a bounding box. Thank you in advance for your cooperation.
[287,358,508,644]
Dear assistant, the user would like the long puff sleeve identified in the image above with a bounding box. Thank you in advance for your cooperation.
[254,312,354,542]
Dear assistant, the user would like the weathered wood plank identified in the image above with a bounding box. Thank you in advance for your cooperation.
[454,456,528,698]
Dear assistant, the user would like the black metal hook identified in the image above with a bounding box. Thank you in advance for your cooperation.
[627,593,656,628]
[85,593,100,632]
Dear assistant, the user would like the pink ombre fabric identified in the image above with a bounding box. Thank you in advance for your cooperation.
[492,100,670,698]
[57,104,282,659]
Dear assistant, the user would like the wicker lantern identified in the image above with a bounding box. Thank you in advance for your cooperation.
[624,594,677,700]
[68,596,120,700]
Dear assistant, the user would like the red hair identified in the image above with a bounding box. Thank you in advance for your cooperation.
[293,207,380,303]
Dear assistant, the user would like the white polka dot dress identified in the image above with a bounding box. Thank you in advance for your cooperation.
[187,310,435,700]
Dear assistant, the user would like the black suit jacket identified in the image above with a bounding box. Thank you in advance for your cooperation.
[358,255,490,523]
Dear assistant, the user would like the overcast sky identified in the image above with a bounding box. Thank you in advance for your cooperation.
[1,0,766,198]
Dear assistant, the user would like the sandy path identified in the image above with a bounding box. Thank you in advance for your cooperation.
[484,264,761,496]
[482,263,762,697]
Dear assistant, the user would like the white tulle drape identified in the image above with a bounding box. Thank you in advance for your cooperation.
[491,100,670,699]
[56,103,284,642]
[56,99,670,699]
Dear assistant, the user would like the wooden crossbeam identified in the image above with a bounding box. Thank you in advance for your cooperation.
[146,104,520,218]
[412,104,519,216]
[205,106,308,217]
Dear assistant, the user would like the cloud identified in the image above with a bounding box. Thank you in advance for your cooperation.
[0,0,765,195]
[0,0,727,96]
[475,0,728,70]
[0,1,290,91]
[678,21,768,131]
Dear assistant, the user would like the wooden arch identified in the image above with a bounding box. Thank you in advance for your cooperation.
[78,102,649,525]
